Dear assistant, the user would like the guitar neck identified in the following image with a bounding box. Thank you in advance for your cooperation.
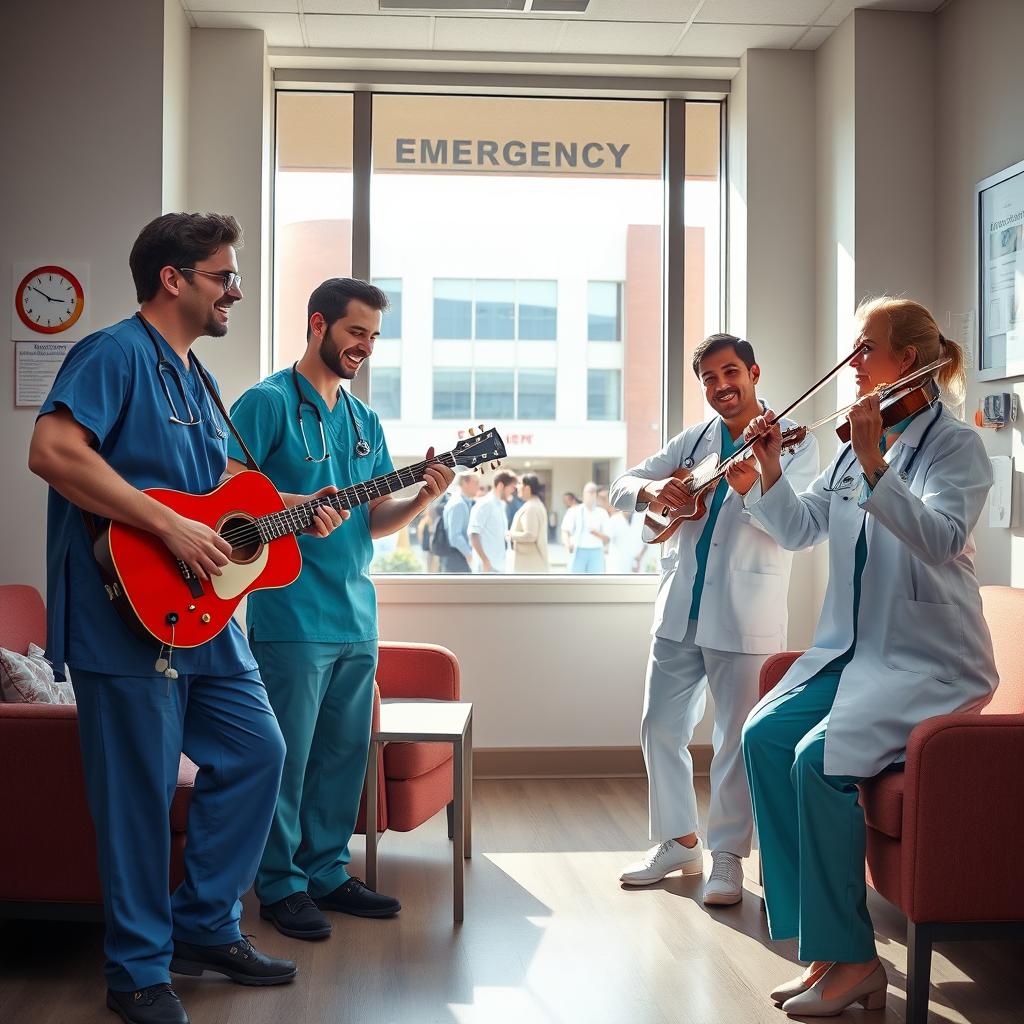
[254,451,459,542]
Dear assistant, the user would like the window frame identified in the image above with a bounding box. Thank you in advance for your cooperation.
[271,84,726,588]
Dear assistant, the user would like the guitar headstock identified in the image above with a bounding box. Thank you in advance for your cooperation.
[453,425,507,471]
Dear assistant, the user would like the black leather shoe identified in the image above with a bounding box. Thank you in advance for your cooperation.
[170,936,297,986]
[106,984,189,1024]
[315,877,401,918]
[260,892,332,940]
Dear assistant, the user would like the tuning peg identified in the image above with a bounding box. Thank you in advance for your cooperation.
[491,461,500,469]
[468,426,477,436]
[478,424,485,433]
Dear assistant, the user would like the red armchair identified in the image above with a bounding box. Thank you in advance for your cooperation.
[356,640,461,843]
[0,584,196,919]
[757,585,1024,1024]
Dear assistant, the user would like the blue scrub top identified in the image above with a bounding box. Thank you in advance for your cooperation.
[39,316,257,680]
[689,420,743,620]
[227,367,394,644]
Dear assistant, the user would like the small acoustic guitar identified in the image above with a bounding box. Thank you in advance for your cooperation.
[641,426,807,544]
[94,428,506,649]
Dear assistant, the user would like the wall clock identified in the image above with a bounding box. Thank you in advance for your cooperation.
[15,265,85,335]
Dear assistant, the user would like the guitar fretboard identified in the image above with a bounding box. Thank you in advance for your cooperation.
[254,452,460,542]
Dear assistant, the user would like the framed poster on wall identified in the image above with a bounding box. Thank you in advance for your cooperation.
[978,157,1024,381]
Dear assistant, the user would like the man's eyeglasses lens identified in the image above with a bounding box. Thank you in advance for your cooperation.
[178,267,242,292]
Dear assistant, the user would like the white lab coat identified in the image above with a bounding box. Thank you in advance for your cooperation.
[610,410,820,655]
[745,404,998,778]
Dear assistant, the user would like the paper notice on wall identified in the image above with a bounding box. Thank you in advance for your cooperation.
[988,455,1013,528]
[15,341,72,407]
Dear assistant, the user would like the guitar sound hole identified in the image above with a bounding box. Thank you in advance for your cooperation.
[220,515,261,564]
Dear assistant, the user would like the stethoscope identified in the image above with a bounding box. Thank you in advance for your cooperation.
[682,401,769,468]
[291,362,371,463]
[136,313,225,438]
[824,402,943,495]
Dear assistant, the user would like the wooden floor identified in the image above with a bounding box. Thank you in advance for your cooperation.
[1,778,1021,1024]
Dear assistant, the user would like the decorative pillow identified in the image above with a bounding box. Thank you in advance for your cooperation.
[0,642,76,704]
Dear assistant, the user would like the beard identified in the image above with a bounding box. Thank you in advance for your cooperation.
[320,335,358,379]
[203,313,228,338]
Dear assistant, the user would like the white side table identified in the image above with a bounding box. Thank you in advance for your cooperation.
[365,699,473,922]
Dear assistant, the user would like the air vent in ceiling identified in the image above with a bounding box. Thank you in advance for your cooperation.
[379,1,589,12]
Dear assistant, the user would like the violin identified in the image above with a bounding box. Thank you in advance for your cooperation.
[833,365,945,442]
[642,426,807,544]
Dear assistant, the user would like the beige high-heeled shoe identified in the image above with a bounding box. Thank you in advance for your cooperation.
[781,962,887,1016]
[769,962,833,1004]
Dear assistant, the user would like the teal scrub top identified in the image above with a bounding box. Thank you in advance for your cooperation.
[39,316,257,679]
[227,367,394,644]
[689,420,743,620]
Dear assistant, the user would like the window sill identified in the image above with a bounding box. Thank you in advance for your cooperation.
[374,573,659,604]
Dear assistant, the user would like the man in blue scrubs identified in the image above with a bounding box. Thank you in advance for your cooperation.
[226,278,454,940]
[29,214,343,1024]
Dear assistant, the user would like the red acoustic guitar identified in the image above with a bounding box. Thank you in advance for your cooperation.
[94,428,506,650]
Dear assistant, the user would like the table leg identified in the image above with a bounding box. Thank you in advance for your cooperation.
[366,738,379,892]
[465,713,473,860]
[453,738,464,923]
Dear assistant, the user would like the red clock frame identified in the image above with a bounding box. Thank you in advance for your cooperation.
[15,265,85,335]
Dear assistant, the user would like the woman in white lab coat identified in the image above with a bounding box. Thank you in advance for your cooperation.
[728,297,998,1016]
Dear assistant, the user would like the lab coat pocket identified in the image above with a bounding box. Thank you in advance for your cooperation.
[884,598,963,683]
[729,568,782,638]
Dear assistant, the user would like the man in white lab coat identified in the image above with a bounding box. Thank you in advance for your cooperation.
[610,334,818,905]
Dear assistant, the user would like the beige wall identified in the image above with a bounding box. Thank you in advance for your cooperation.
[935,0,1024,587]
[162,0,191,212]
[0,0,170,598]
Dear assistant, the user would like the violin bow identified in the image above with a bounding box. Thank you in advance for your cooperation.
[714,343,869,475]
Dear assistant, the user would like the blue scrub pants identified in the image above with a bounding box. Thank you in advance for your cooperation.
[72,669,286,991]
[570,546,604,573]
[251,640,378,905]
[741,671,876,963]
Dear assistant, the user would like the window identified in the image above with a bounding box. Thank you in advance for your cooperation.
[474,281,515,340]
[518,369,556,420]
[517,281,557,341]
[434,279,473,340]
[588,282,622,341]
[433,278,556,341]
[371,367,401,419]
[475,369,515,419]
[269,93,723,573]
[373,278,402,339]
[587,369,621,421]
[433,369,471,419]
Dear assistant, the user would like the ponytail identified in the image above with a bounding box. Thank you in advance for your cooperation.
[936,334,967,403]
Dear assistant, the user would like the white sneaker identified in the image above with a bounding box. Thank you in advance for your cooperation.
[703,851,744,905]
[619,838,704,885]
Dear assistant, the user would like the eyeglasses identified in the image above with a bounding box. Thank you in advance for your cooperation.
[177,267,243,293]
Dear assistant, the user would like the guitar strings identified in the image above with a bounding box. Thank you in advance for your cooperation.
[214,449,480,550]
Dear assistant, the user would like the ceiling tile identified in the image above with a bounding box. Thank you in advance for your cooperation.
[674,22,804,57]
[583,0,700,20]
[697,1,830,25]
[859,0,944,10]
[304,13,434,48]
[433,16,565,52]
[186,0,298,12]
[816,0,856,25]
[793,24,833,48]
[191,11,304,45]
[301,1,378,13]
[559,20,681,56]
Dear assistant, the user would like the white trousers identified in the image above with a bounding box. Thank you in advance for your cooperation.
[641,621,764,856]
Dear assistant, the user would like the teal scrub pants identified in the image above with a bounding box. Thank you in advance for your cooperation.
[742,671,876,964]
[251,639,378,905]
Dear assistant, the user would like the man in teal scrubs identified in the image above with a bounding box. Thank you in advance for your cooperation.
[227,278,454,940]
